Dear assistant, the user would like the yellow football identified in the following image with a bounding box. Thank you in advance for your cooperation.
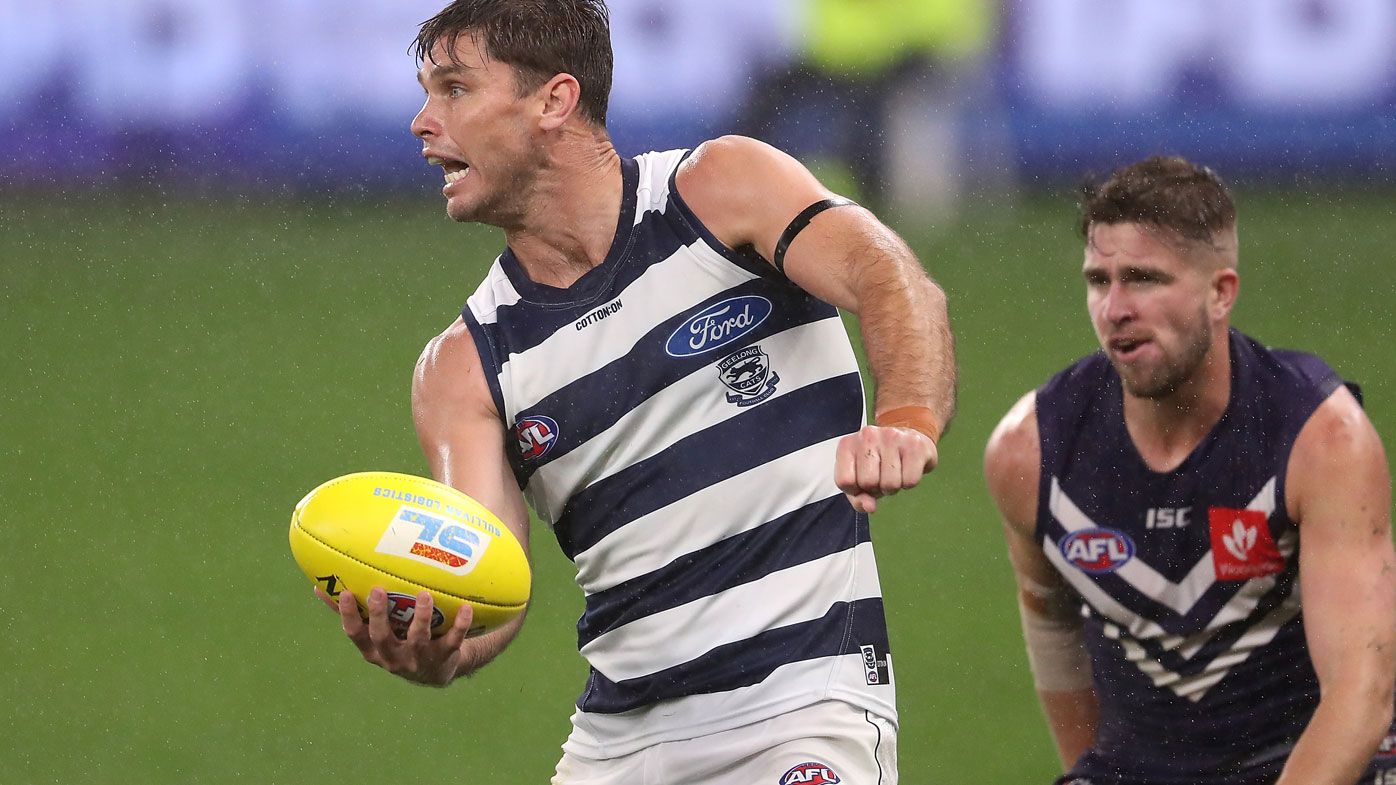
[289,471,529,638]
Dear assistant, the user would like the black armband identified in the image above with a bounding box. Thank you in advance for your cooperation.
[772,197,858,274]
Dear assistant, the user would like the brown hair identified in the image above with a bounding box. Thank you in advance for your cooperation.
[414,0,613,126]
[1079,156,1236,247]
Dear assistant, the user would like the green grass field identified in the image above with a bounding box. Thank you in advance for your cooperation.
[2,188,1392,784]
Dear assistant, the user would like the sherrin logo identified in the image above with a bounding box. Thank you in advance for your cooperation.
[665,295,772,357]
[779,762,841,785]
[1060,527,1135,573]
[382,591,445,636]
[375,505,493,576]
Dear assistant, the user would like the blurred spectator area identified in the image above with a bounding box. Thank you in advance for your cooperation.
[2,0,1395,194]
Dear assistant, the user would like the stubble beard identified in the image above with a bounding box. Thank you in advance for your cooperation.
[1117,310,1214,400]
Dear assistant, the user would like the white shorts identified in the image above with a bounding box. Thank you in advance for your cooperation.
[552,700,897,785]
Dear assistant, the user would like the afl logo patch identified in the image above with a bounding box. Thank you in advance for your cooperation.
[1060,527,1135,573]
[666,295,772,357]
[779,762,841,785]
[514,415,558,462]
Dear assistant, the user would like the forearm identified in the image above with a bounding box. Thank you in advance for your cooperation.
[1276,691,1392,785]
[851,239,955,427]
[450,611,526,682]
[1038,687,1100,770]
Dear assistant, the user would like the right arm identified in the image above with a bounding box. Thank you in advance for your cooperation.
[984,392,1099,770]
[319,319,532,686]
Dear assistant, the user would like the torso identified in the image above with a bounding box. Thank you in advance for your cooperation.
[1035,329,1343,783]
[461,150,896,758]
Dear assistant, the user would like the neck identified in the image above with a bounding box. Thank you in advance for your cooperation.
[503,131,622,289]
[1122,328,1233,472]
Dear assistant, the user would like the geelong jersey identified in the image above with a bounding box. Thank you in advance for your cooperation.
[1035,329,1392,785]
[461,150,896,758]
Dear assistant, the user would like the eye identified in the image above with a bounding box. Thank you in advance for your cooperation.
[449,84,467,98]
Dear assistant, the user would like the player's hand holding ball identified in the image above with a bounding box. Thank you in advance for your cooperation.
[289,471,529,685]
[835,406,941,514]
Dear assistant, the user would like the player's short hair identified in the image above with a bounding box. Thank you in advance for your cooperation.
[1079,156,1236,249]
[414,0,613,126]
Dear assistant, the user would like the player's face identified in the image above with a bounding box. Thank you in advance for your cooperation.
[1083,223,1219,399]
[410,35,543,225]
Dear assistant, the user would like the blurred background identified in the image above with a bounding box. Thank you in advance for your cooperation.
[2,0,1393,782]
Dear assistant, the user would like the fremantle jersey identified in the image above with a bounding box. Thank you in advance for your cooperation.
[1036,329,1395,785]
[460,150,896,758]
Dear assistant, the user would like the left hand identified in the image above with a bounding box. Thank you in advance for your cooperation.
[835,425,939,513]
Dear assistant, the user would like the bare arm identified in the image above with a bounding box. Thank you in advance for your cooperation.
[1276,386,1396,785]
[985,392,1099,770]
[677,136,955,511]
[320,319,532,686]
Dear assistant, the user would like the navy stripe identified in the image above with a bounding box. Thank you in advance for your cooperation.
[471,214,688,356]
[665,148,788,281]
[553,374,864,560]
[576,495,864,647]
[511,279,840,486]
[577,597,889,715]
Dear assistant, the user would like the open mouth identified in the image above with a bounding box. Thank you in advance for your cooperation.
[427,155,471,185]
[1110,336,1150,359]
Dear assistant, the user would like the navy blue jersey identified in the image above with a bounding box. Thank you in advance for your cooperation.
[1036,329,1394,785]
[461,151,895,758]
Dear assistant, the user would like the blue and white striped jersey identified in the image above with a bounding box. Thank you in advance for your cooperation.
[460,150,896,758]
[1036,329,1396,784]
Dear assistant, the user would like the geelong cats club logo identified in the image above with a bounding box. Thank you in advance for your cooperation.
[717,345,779,407]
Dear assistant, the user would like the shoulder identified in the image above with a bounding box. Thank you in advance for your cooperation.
[1285,383,1388,522]
[674,135,834,252]
[985,391,1042,531]
[413,319,497,420]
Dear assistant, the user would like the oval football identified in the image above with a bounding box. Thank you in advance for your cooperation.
[289,471,530,638]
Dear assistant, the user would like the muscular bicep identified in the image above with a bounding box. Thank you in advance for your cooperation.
[412,320,531,554]
[675,136,871,308]
[1288,386,1395,696]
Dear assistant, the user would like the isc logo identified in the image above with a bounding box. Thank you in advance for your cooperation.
[514,415,559,462]
[376,506,493,576]
[780,762,841,785]
[1060,527,1135,573]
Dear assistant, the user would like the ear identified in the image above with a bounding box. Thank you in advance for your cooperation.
[537,73,582,131]
[1210,267,1239,321]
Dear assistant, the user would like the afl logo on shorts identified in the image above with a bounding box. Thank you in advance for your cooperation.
[666,295,772,357]
[514,415,558,462]
[779,762,841,785]
[1060,527,1135,573]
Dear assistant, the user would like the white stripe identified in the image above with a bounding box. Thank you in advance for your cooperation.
[574,437,846,595]
[499,241,759,421]
[528,316,857,522]
[634,149,685,222]
[464,260,520,325]
[1046,535,1172,640]
[1050,477,1278,615]
[1110,589,1302,702]
[580,541,881,682]
[563,652,898,759]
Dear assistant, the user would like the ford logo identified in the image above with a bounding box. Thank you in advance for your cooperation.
[665,296,772,357]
